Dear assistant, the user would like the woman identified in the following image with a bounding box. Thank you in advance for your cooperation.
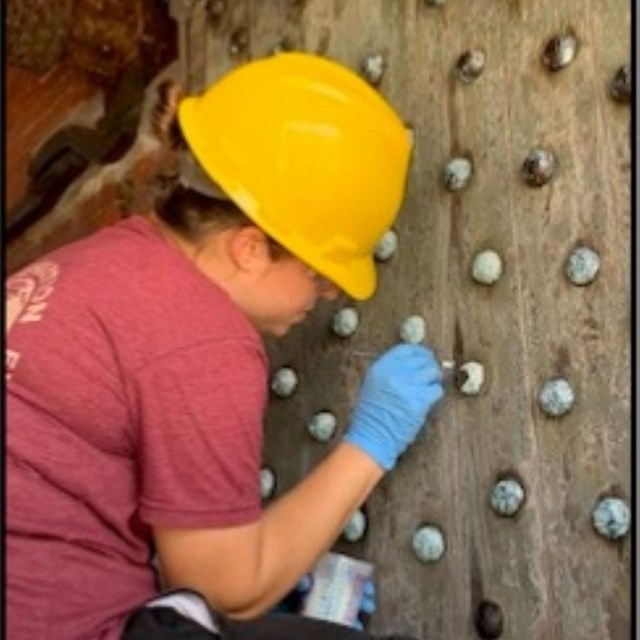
[6,53,444,640]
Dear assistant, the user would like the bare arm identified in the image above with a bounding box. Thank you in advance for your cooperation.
[153,441,384,618]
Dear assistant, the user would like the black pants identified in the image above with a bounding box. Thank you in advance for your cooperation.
[122,605,376,640]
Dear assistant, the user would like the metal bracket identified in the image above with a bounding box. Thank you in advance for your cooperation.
[168,0,203,88]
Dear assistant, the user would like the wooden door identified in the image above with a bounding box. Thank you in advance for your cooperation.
[183,1,631,637]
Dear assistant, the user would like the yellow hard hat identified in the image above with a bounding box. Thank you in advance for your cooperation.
[178,53,412,300]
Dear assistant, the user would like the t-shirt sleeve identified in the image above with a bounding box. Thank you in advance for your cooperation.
[133,338,267,528]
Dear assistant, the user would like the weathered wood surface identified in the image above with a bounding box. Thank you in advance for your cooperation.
[189,1,631,638]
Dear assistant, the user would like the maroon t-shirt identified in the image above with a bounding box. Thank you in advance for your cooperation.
[6,216,268,640]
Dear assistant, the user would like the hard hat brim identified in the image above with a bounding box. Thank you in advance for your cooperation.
[322,253,377,301]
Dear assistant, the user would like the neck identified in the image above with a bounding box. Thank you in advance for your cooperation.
[152,214,246,302]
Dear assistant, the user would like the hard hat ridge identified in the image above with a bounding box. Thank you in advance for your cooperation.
[178,52,412,300]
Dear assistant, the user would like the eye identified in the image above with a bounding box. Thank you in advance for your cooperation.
[303,264,338,295]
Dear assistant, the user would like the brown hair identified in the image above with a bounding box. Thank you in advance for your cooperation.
[152,80,186,150]
[151,79,288,257]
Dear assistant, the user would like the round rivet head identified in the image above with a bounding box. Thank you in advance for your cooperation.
[229,26,250,56]
[610,65,630,103]
[332,307,360,338]
[361,53,386,86]
[343,509,367,542]
[475,601,504,639]
[538,378,575,417]
[412,525,446,563]
[374,229,398,262]
[443,157,473,191]
[593,497,630,540]
[270,36,297,55]
[565,246,601,286]
[542,32,578,71]
[308,411,337,442]
[456,49,486,83]
[472,250,503,285]
[522,149,556,187]
[491,479,526,517]
[399,315,427,344]
[271,367,298,397]
[260,467,276,500]
[456,361,485,396]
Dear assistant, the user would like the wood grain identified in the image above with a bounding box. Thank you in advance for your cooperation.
[195,1,631,637]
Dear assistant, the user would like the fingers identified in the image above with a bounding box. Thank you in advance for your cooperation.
[377,345,443,382]
[363,579,376,598]
[426,382,445,406]
[296,574,314,594]
[361,580,376,614]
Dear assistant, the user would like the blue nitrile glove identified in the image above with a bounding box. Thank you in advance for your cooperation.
[274,573,376,628]
[344,344,444,471]
[276,573,377,629]
[353,578,377,630]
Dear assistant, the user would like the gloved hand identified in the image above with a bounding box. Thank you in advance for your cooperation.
[354,578,376,630]
[344,344,444,471]
[274,574,377,630]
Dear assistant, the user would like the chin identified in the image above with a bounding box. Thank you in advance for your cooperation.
[258,314,306,338]
[261,323,291,338]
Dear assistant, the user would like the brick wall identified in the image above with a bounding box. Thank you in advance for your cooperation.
[6,63,180,276]
[5,0,177,273]
[5,63,100,210]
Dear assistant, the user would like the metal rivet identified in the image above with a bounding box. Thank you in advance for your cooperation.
[456,361,485,396]
[443,157,473,191]
[542,32,578,71]
[308,411,338,442]
[412,525,446,563]
[343,509,367,542]
[361,53,386,87]
[472,250,503,285]
[592,497,630,540]
[565,246,601,286]
[610,65,630,104]
[399,315,427,344]
[271,367,298,397]
[260,467,276,500]
[521,149,556,187]
[270,35,297,55]
[374,229,398,262]
[538,378,575,417]
[332,307,360,338]
[456,49,486,83]
[475,601,504,639]
[229,26,250,57]
[491,478,526,517]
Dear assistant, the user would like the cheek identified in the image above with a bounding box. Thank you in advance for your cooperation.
[274,265,316,302]
[280,278,316,311]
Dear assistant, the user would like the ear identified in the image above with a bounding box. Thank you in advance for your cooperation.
[227,225,271,273]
